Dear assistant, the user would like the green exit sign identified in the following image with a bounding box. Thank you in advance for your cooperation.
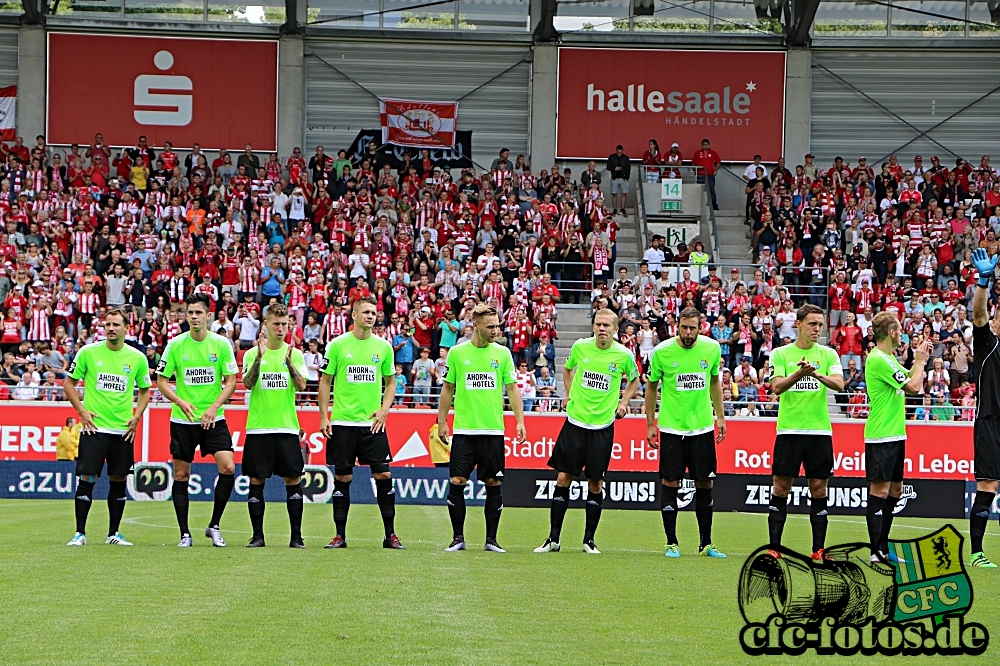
[662,201,681,212]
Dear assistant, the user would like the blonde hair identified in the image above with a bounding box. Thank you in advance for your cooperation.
[593,307,619,329]
[471,303,498,321]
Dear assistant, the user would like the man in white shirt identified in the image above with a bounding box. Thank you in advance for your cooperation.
[349,251,370,284]
[743,155,766,181]
[643,235,666,275]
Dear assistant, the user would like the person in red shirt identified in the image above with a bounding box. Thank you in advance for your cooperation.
[532,273,561,303]
[690,138,721,210]
[827,271,852,328]
[832,311,863,369]
[412,306,434,349]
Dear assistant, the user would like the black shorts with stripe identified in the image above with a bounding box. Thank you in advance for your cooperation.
[242,433,304,480]
[547,420,614,480]
[169,420,234,463]
[449,434,505,482]
[77,432,134,478]
[659,431,716,482]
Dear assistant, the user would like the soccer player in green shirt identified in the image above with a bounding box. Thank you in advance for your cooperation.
[644,307,727,559]
[767,304,844,561]
[241,303,309,548]
[864,311,930,563]
[318,296,404,550]
[534,309,639,555]
[156,294,240,548]
[437,303,527,553]
[63,308,151,547]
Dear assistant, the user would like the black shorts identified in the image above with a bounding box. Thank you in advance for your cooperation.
[449,434,505,482]
[974,417,1000,481]
[547,421,614,480]
[326,426,392,473]
[866,440,906,482]
[242,433,305,480]
[659,431,716,482]
[772,434,835,479]
[76,432,134,477]
[169,420,234,463]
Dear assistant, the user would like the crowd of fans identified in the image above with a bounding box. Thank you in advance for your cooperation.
[0,134,635,411]
[2,130,994,421]
[630,149,998,420]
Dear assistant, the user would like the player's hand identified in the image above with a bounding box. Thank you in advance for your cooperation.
[437,421,450,443]
[716,420,727,444]
[514,421,527,444]
[647,424,660,449]
[561,396,570,410]
[320,416,333,438]
[200,406,219,429]
[370,408,390,433]
[285,344,293,366]
[124,414,141,442]
[177,399,196,422]
[79,410,99,435]
[913,338,933,364]
[797,358,816,376]
[615,403,629,419]
[972,248,999,281]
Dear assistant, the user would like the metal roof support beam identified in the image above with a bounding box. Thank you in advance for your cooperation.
[787,0,820,46]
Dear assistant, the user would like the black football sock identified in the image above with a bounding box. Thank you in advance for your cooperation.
[810,496,829,553]
[447,482,466,539]
[768,494,787,547]
[661,485,679,545]
[286,483,303,540]
[695,487,714,551]
[970,491,995,554]
[248,482,265,539]
[866,495,885,555]
[484,485,503,540]
[332,479,351,538]
[107,481,127,536]
[210,473,235,528]
[172,480,190,537]
[549,484,570,542]
[74,479,95,535]
[877,496,899,555]
[583,490,602,543]
[375,478,396,538]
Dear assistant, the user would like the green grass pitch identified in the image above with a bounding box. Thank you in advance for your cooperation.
[1,500,997,665]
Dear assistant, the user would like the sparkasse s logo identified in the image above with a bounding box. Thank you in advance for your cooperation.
[47,33,278,150]
[556,48,786,162]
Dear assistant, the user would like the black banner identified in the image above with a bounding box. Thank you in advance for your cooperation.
[713,474,967,519]
[347,129,474,171]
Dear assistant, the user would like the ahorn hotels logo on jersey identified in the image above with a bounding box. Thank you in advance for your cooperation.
[556,48,786,162]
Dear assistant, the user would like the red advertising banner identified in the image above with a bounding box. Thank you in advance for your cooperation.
[0,405,976,481]
[380,98,459,149]
[556,48,786,162]
[46,33,278,150]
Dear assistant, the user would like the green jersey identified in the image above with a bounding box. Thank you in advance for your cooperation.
[444,340,517,435]
[565,338,638,429]
[771,342,842,435]
[69,342,151,435]
[864,348,909,443]
[241,343,308,435]
[158,331,239,423]
[648,336,722,435]
[321,332,394,425]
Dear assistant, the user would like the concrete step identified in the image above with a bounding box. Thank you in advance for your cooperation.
[716,209,743,216]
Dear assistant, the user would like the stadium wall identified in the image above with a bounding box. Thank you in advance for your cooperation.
[0,404,985,519]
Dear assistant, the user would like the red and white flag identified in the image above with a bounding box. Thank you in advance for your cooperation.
[0,86,15,141]
[380,98,458,149]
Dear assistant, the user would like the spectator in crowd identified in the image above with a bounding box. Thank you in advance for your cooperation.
[606,145,631,215]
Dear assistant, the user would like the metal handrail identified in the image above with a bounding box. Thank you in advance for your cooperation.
[543,261,594,300]
[641,165,705,183]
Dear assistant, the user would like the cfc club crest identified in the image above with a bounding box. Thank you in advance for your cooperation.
[372,354,381,363]
[700,359,709,369]
[491,359,500,369]
[209,353,218,363]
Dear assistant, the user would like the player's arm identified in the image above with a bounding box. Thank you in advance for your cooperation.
[618,376,640,417]
[436,381,455,441]
[286,347,308,391]
[504,381,527,444]
[561,366,574,408]
[971,247,998,327]
[317,372,333,435]
[815,371,845,393]
[709,372,727,443]
[770,362,807,395]
[243,346,263,389]
[125,386,151,443]
[157,374,196,422]
[369,372,397,434]
[201,374,237,429]
[903,339,932,395]
[63,376,98,434]
[644,352,661,448]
